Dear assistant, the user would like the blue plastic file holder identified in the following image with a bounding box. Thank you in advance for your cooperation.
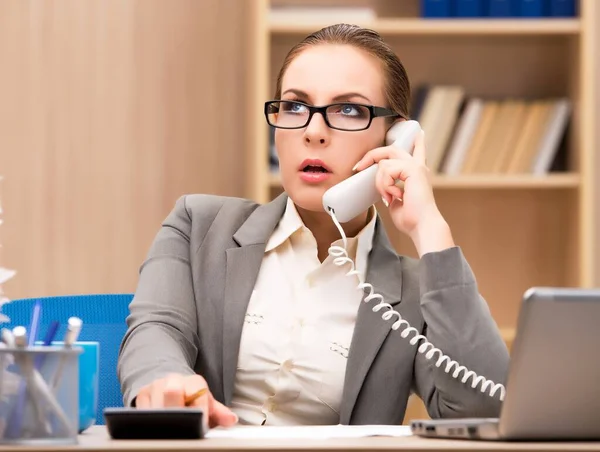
[0,346,81,445]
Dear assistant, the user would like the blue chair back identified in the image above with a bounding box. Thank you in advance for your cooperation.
[2,293,134,425]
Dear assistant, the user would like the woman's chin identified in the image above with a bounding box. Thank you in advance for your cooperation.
[286,190,329,215]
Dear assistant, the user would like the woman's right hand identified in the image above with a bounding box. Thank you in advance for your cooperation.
[135,373,238,428]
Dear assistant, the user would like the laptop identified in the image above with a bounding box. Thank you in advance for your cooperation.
[410,286,600,441]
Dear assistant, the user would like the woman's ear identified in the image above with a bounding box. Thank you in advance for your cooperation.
[385,117,406,132]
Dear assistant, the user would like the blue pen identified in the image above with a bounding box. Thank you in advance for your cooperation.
[6,301,42,438]
[28,301,42,347]
[34,320,60,368]
[35,320,60,435]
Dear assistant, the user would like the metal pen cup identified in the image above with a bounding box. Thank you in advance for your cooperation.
[0,345,81,445]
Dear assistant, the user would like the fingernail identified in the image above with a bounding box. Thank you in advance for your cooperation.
[381,197,389,207]
[352,163,359,171]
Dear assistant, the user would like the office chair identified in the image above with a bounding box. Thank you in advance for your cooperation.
[2,293,134,426]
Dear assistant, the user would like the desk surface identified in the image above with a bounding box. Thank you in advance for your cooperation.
[2,426,600,452]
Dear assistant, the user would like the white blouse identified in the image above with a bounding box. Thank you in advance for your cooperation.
[230,197,377,425]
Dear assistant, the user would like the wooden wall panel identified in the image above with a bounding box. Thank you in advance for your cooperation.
[579,0,598,287]
[0,0,252,299]
[593,1,600,286]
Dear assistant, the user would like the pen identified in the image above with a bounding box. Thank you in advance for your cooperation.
[32,321,60,435]
[9,326,28,436]
[63,317,82,348]
[0,328,16,400]
[8,301,41,436]
[29,364,74,435]
[0,330,12,412]
[0,328,14,404]
[12,326,27,347]
[185,388,208,406]
[28,301,42,346]
[8,326,49,437]
[34,321,60,369]
[50,317,82,392]
[11,301,41,437]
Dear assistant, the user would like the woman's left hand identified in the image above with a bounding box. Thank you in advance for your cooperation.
[353,130,455,256]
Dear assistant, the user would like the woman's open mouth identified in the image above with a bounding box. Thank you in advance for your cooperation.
[299,159,332,183]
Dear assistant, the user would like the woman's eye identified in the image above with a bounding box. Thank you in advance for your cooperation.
[282,102,308,113]
[340,104,360,116]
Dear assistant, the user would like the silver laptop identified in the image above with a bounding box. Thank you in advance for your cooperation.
[410,286,600,441]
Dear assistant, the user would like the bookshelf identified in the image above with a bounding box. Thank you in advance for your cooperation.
[270,18,582,35]
[245,0,598,422]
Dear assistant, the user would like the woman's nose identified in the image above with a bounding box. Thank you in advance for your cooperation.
[304,112,330,146]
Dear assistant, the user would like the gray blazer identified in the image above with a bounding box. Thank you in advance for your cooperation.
[117,192,510,424]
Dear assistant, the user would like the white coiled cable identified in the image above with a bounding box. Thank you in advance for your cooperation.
[327,208,506,402]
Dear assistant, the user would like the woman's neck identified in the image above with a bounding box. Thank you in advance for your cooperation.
[295,204,370,262]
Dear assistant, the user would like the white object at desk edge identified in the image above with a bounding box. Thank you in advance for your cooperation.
[205,424,412,439]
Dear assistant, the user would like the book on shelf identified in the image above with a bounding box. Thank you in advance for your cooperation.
[267,1,577,24]
[413,86,572,176]
[421,0,577,18]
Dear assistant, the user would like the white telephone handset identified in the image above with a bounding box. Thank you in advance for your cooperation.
[322,120,506,402]
[322,120,422,223]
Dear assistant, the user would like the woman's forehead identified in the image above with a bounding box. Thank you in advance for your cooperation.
[281,44,385,104]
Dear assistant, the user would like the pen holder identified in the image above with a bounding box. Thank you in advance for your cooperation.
[0,345,82,445]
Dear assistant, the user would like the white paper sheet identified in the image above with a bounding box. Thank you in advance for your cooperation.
[206,424,412,439]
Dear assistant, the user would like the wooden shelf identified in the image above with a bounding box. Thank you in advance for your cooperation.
[268,173,580,189]
[269,18,581,36]
[431,173,580,189]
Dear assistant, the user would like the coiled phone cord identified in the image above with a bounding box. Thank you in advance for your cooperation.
[327,208,506,402]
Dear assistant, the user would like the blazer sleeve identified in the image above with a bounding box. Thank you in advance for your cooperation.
[411,246,510,419]
[117,195,201,407]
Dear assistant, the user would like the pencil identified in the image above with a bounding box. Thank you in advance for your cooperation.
[185,388,208,406]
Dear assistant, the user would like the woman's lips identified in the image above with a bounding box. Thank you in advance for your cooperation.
[299,170,332,183]
[299,159,332,183]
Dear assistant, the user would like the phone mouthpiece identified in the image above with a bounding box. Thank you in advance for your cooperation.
[322,164,380,223]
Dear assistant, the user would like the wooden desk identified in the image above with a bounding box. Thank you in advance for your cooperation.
[2,426,600,452]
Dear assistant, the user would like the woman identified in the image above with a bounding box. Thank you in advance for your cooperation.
[117,23,509,428]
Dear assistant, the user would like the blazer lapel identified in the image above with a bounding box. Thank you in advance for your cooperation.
[339,217,406,423]
[221,193,288,405]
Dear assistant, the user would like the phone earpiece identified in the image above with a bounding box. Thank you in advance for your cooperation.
[385,120,422,154]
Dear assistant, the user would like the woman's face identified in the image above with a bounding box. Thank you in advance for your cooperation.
[275,44,389,213]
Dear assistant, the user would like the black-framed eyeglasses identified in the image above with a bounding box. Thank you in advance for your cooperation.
[264,100,401,132]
